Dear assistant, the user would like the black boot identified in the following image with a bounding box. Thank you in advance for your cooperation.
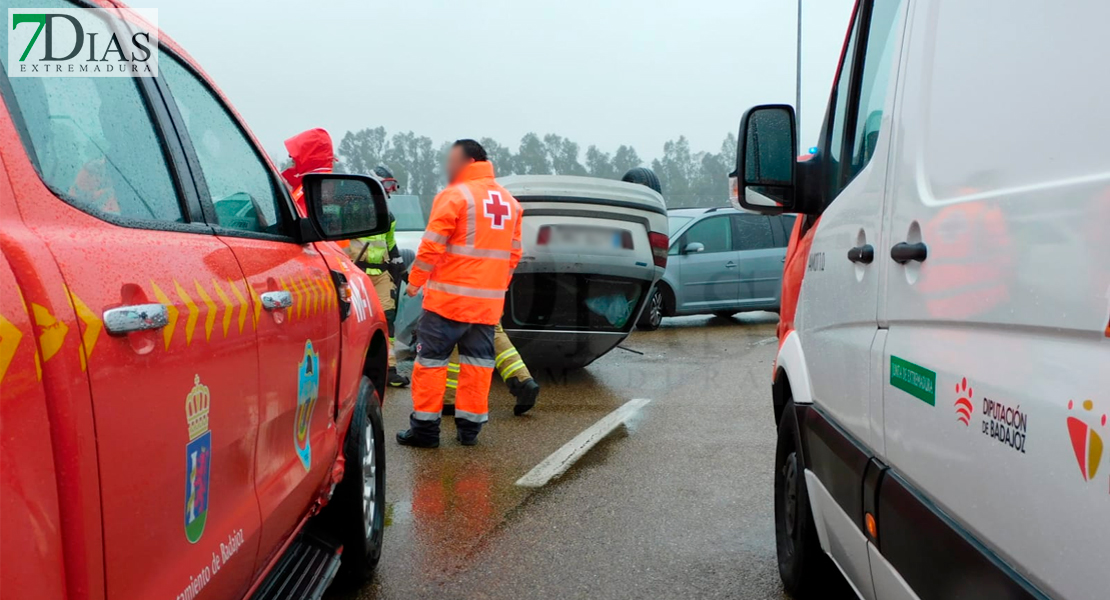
[388,366,410,388]
[396,415,440,448]
[508,377,540,416]
[455,417,483,446]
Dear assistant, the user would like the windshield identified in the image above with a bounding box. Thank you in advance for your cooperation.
[389,195,426,231]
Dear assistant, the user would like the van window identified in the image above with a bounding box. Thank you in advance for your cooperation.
[846,0,903,179]
[2,74,184,223]
[823,8,861,203]
[683,216,731,254]
[733,215,775,251]
[157,52,285,235]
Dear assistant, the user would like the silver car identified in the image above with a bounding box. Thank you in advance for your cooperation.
[637,207,794,330]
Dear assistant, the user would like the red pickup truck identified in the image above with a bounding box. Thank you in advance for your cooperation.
[0,3,390,599]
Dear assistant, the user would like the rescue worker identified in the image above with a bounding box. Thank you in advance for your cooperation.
[281,128,335,216]
[398,139,523,448]
[442,324,539,417]
[346,165,409,388]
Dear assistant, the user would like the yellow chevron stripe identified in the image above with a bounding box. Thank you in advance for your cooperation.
[15,287,40,380]
[228,279,248,334]
[211,279,233,337]
[175,280,198,345]
[249,283,262,329]
[150,281,178,349]
[195,281,216,342]
[31,303,68,362]
[0,313,22,386]
[68,289,102,371]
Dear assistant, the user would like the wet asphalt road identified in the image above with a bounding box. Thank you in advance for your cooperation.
[329,312,789,600]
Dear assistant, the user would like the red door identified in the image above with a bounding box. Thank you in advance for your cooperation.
[0,69,262,599]
[154,51,341,571]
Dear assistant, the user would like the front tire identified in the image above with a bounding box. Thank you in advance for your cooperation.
[775,401,836,597]
[329,377,386,583]
[637,287,664,331]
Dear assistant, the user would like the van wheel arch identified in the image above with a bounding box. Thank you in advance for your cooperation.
[773,368,791,426]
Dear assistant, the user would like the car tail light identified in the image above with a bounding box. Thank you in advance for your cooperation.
[649,232,668,268]
[536,225,551,245]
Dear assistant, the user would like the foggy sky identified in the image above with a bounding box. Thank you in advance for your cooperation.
[142,0,853,164]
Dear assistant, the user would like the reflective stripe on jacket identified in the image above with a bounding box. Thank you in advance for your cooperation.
[408,161,523,325]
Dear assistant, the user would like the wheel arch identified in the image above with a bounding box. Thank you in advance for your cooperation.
[773,329,814,425]
[362,330,388,403]
[656,279,676,316]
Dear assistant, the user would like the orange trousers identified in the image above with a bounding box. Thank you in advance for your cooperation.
[411,310,495,426]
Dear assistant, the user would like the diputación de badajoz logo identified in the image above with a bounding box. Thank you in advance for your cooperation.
[7,7,158,77]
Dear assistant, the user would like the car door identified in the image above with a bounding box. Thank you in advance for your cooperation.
[730,213,781,308]
[0,44,262,600]
[674,214,740,311]
[153,50,342,574]
[877,2,1110,599]
[791,1,906,597]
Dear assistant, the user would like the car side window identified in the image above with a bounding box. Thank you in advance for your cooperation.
[846,0,903,180]
[2,73,184,223]
[733,215,775,251]
[157,52,285,235]
[683,216,731,254]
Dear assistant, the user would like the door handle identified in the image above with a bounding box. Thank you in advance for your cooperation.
[890,242,928,264]
[725,261,737,269]
[104,303,169,335]
[847,244,875,264]
[260,290,293,311]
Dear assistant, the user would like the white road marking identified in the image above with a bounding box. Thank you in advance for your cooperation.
[750,336,777,347]
[515,398,651,488]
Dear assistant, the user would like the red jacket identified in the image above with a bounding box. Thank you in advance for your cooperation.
[283,128,334,216]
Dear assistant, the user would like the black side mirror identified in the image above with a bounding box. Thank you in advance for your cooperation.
[734,104,797,215]
[300,173,390,242]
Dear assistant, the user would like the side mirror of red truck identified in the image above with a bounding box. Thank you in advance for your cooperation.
[299,173,391,242]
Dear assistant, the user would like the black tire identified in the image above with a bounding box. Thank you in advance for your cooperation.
[399,248,415,272]
[637,287,664,331]
[328,377,386,584]
[775,400,837,597]
[621,167,662,195]
[713,311,737,319]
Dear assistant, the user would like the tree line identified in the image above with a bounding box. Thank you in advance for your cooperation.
[334,127,738,209]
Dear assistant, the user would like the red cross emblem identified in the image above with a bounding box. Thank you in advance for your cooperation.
[483,191,511,229]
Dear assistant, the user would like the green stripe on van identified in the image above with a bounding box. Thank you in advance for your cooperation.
[890,356,936,406]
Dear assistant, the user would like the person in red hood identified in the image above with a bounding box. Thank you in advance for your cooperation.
[282,128,335,217]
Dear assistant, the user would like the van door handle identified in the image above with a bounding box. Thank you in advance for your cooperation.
[725,261,737,269]
[890,242,928,264]
[260,291,293,310]
[104,303,169,335]
[847,244,874,264]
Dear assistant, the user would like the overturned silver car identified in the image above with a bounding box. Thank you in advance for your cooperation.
[498,174,668,369]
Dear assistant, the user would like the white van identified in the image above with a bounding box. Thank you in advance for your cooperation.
[733,1,1110,599]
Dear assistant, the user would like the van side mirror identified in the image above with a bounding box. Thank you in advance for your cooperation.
[683,242,705,254]
[734,104,798,215]
[300,173,391,242]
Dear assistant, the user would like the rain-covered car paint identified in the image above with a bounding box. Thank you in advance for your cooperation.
[0,2,388,600]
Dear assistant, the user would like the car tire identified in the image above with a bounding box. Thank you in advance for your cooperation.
[621,167,662,195]
[638,288,664,331]
[775,400,837,597]
[399,248,415,272]
[713,311,737,319]
[328,376,386,584]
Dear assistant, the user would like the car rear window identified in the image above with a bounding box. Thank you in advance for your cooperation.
[390,195,427,231]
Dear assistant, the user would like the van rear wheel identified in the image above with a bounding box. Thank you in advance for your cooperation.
[637,288,664,331]
[774,400,837,597]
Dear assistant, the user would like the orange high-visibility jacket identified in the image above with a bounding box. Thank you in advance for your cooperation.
[408,161,523,325]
